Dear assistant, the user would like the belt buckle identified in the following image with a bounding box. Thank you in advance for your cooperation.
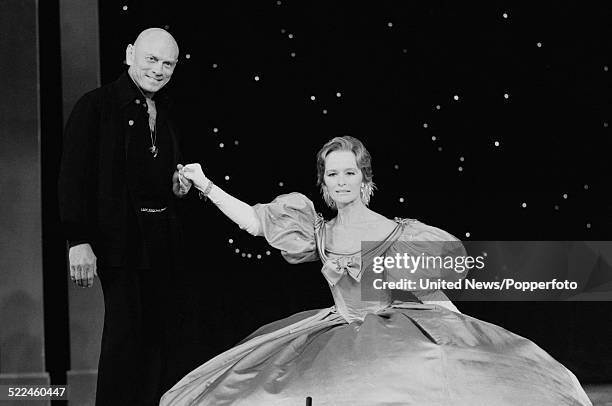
[140,206,167,213]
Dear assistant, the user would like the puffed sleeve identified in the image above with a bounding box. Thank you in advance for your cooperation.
[252,193,319,264]
[385,220,468,299]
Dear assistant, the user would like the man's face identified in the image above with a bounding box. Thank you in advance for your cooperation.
[126,32,178,94]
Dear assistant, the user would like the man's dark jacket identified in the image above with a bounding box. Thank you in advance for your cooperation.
[58,72,183,267]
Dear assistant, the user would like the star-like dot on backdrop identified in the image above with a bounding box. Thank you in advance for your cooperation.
[228,237,268,259]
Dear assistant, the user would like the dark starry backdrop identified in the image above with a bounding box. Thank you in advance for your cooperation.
[96,1,611,382]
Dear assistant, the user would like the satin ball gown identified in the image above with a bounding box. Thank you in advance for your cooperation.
[161,193,592,406]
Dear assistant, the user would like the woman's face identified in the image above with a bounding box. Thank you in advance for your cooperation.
[323,150,363,207]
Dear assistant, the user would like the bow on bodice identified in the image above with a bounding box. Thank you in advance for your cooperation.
[321,255,362,286]
[314,215,415,287]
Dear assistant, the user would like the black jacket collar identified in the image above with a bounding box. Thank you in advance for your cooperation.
[115,70,172,109]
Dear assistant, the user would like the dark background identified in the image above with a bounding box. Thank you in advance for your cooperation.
[42,0,612,387]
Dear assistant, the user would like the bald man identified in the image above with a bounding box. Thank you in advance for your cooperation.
[59,28,190,405]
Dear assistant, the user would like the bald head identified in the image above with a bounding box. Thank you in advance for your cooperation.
[126,28,179,96]
[133,28,179,57]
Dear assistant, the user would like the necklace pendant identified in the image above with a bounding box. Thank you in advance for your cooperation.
[149,145,158,158]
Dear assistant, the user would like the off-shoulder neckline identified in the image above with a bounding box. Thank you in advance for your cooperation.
[320,218,409,257]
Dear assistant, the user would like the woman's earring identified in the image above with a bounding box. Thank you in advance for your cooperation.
[360,182,374,206]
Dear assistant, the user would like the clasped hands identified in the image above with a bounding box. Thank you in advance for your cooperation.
[173,163,208,196]
[173,164,192,196]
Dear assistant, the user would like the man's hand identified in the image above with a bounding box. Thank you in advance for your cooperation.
[69,243,98,288]
[173,164,192,197]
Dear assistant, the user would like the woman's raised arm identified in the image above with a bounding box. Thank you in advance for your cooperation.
[181,163,261,236]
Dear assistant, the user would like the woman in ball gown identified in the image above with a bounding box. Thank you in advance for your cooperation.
[161,136,591,405]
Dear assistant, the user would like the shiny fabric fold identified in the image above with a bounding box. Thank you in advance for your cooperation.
[162,304,591,405]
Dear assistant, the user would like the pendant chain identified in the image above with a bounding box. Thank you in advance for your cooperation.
[129,74,158,157]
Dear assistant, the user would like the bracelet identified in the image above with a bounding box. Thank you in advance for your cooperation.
[198,179,214,201]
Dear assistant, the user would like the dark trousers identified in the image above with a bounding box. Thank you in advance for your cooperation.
[95,214,176,406]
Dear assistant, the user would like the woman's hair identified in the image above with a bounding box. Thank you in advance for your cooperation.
[316,136,375,206]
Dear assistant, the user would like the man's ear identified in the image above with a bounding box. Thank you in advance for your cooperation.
[125,44,135,66]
